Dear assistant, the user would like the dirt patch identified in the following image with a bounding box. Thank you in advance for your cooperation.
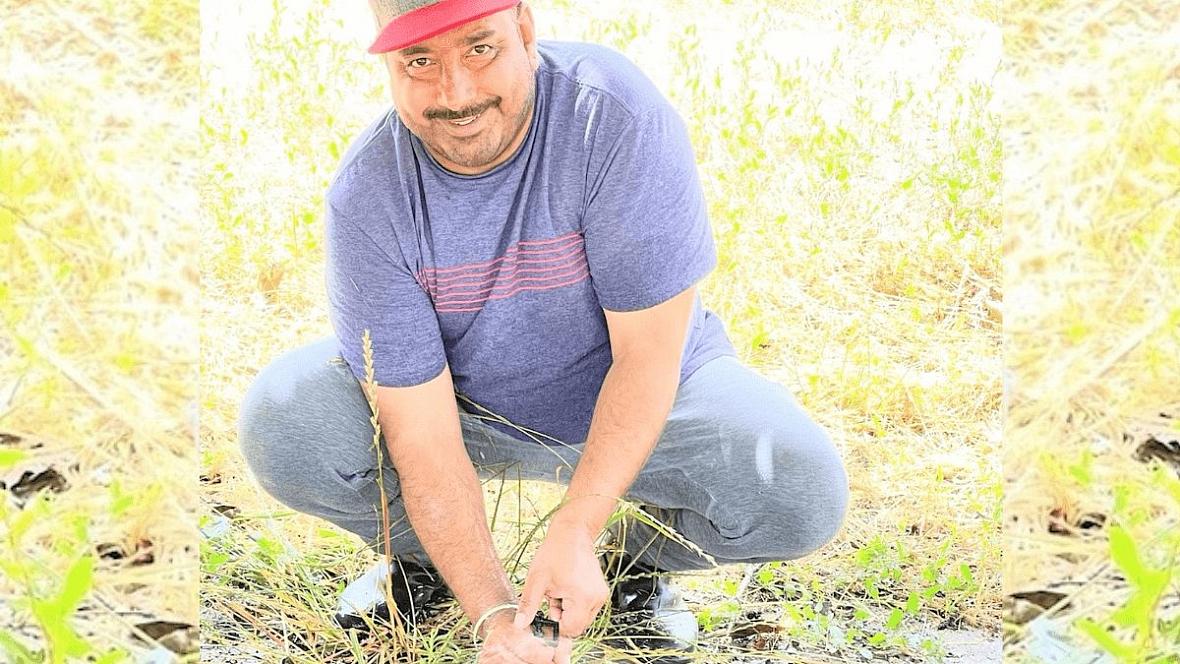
[938,628,1001,662]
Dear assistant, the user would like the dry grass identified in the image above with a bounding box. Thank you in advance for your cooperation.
[1001,0,1180,660]
[0,0,199,660]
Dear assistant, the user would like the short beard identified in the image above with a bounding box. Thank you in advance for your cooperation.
[420,78,535,171]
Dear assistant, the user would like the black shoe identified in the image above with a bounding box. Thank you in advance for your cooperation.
[600,553,697,663]
[333,558,453,631]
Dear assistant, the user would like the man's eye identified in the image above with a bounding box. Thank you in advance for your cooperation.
[408,58,431,68]
[470,44,494,56]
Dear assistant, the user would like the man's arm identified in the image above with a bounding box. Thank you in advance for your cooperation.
[373,367,515,626]
[515,284,697,638]
[552,284,697,535]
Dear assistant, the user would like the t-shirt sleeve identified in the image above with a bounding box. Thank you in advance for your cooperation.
[581,106,717,312]
[324,199,447,387]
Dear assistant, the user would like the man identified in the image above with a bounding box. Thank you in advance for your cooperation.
[238,0,849,662]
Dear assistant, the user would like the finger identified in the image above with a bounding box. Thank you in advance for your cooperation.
[548,597,563,622]
[515,572,547,630]
[511,634,556,664]
[553,635,574,664]
[479,644,528,664]
[556,596,596,638]
[476,642,502,664]
[482,636,534,662]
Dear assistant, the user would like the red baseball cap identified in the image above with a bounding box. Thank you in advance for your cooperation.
[369,0,521,54]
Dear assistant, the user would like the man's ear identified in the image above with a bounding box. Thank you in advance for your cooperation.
[516,2,539,69]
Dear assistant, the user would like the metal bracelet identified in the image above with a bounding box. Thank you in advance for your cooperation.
[472,602,518,642]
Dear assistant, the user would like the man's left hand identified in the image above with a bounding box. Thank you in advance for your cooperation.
[514,519,610,646]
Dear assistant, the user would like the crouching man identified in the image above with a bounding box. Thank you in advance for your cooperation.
[239,1,848,661]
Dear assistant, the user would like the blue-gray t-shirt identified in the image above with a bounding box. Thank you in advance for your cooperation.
[325,40,736,445]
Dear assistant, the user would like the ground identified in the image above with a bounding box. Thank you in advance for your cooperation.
[1001,1,1180,661]
[1,0,199,661]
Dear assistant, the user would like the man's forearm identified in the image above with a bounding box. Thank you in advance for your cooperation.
[391,437,514,626]
[553,355,680,536]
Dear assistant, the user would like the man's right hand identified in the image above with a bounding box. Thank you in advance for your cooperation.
[478,613,573,663]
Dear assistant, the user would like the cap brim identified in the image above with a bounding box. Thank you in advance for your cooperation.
[369,0,521,54]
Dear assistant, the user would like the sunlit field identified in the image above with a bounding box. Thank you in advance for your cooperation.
[1,0,199,661]
[200,0,1001,661]
[1001,1,1180,662]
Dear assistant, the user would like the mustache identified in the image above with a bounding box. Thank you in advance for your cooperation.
[425,98,500,121]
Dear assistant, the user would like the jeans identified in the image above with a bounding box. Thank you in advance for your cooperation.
[237,336,848,572]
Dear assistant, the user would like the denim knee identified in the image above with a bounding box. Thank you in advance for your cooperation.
[237,363,294,500]
[236,339,341,502]
[743,421,849,561]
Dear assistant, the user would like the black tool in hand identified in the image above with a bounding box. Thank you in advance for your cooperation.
[530,615,560,647]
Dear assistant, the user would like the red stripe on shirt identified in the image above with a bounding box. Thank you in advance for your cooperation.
[426,244,586,290]
[420,232,583,277]
[434,265,592,312]
[422,233,590,312]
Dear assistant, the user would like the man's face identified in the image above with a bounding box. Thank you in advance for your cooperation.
[373,4,538,175]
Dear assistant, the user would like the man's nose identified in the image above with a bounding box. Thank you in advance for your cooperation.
[437,63,478,115]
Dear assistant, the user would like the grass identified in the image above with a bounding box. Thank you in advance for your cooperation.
[201,0,1005,661]
[0,0,199,661]
[1000,1,1180,662]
